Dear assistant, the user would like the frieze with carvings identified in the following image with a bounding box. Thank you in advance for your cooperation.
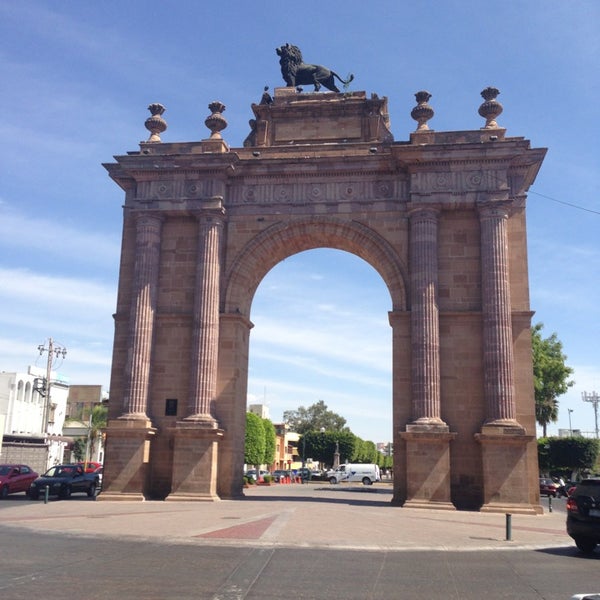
[230,178,406,205]
[135,179,226,202]
[410,170,508,194]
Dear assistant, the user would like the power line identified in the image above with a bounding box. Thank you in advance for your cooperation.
[530,189,600,215]
[486,170,599,215]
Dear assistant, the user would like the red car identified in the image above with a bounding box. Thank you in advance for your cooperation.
[539,477,560,497]
[0,464,39,498]
[77,461,102,473]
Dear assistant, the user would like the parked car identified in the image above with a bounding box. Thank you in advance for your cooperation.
[29,464,99,500]
[93,466,103,489]
[539,477,560,497]
[271,469,291,482]
[245,469,269,481]
[566,477,600,554]
[0,464,39,499]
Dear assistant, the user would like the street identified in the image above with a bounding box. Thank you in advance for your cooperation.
[0,526,598,599]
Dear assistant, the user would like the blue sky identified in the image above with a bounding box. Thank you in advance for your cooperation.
[1,1,598,443]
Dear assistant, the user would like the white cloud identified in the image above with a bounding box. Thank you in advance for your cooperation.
[0,208,120,267]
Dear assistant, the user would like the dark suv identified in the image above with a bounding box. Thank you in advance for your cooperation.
[566,477,600,554]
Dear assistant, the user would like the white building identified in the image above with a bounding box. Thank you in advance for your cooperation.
[0,366,70,471]
[248,403,270,419]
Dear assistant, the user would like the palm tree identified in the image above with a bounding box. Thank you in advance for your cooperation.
[86,404,108,462]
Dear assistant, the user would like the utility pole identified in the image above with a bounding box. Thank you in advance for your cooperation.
[582,391,599,439]
[37,338,67,434]
[568,408,573,435]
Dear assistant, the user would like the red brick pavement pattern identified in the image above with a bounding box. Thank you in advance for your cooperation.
[196,515,277,539]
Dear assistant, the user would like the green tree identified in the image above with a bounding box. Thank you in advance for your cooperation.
[262,418,276,466]
[283,400,348,435]
[245,412,266,467]
[300,429,359,468]
[72,438,86,462]
[532,323,574,436]
[538,437,600,478]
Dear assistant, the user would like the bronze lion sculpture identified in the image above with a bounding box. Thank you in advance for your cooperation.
[276,43,354,93]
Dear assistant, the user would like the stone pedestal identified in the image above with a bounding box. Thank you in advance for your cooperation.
[400,429,457,510]
[475,426,541,514]
[97,417,155,501]
[166,422,224,501]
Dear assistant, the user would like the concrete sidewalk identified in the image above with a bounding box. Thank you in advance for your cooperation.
[0,483,570,552]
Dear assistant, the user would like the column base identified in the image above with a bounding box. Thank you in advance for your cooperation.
[165,492,221,503]
[97,492,146,502]
[475,428,537,513]
[402,499,457,511]
[167,421,224,501]
[399,429,457,509]
[100,417,156,500]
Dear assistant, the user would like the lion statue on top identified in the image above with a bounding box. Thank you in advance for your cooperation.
[276,43,354,92]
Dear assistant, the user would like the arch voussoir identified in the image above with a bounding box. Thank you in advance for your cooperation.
[223,217,408,316]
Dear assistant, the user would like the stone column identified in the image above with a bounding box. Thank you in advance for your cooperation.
[168,209,225,502]
[478,202,521,427]
[408,207,446,429]
[99,212,161,502]
[185,211,225,426]
[122,212,163,419]
[476,202,535,514]
[401,207,455,510]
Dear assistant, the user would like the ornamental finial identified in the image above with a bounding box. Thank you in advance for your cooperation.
[411,91,434,131]
[144,103,167,142]
[478,87,503,129]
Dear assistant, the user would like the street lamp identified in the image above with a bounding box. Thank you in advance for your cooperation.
[568,409,574,435]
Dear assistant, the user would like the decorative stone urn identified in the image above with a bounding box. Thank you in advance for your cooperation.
[204,101,228,139]
[144,103,167,142]
[478,87,503,129]
[411,91,434,131]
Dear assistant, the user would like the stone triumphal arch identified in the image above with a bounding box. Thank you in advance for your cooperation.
[100,85,546,513]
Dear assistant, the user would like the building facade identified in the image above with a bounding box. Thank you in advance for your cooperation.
[0,367,69,472]
[101,86,546,512]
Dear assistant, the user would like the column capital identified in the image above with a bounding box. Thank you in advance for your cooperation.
[189,196,226,217]
[131,210,166,225]
[407,204,441,219]
[192,205,226,222]
[476,197,513,220]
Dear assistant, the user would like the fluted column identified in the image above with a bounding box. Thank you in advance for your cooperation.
[122,213,163,418]
[185,212,224,426]
[408,207,446,429]
[478,203,519,426]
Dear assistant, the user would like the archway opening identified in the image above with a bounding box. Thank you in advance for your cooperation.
[246,248,393,480]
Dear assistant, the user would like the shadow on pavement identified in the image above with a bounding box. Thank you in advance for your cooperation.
[535,546,600,560]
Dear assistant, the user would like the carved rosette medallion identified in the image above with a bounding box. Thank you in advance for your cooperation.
[144,103,167,142]
[204,101,228,139]
[243,187,255,203]
[410,91,434,131]
[478,87,503,129]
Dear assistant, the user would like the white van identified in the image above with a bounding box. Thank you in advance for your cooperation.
[326,463,381,485]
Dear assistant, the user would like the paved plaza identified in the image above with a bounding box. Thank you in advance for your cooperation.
[0,483,598,599]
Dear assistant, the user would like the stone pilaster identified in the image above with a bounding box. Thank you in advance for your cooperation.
[185,211,225,426]
[478,202,522,429]
[408,207,447,429]
[121,212,163,420]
